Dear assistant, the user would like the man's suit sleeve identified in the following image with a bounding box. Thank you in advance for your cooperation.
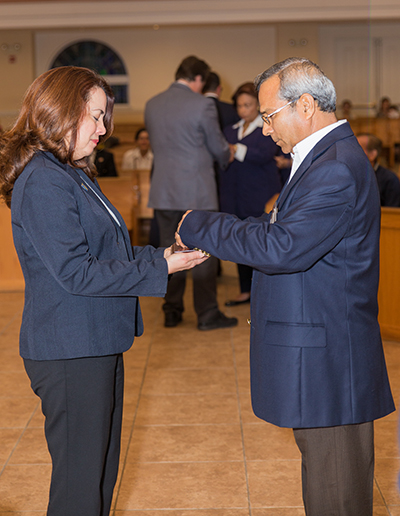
[179,160,356,274]
[201,98,230,170]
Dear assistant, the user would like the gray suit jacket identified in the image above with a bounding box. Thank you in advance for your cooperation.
[145,82,230,211]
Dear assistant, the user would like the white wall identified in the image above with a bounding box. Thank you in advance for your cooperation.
[34,25,276,123]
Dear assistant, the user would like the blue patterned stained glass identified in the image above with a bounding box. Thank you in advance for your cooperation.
[50,40,128,103]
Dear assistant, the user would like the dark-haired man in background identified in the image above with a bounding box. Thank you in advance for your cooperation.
[145,55,237,331]
[202,71,240,130]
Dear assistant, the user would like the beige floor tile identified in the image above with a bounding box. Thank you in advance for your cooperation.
[0,513,46,516]
[123,345,151,370]
[0,397,39,428]
[386,506,400,515]
[1,288,400,514]
[115,461,248,510]
[375,458,400,505]
[152,327,234,346]
[374,481,387,506]
[0,429,23,466]
[141,367,237,395]
[375,419,400,458]
[122,396,141,425]
[27,405,45,428]
[251,510,305,516]
[135,393,240,425]
[238,391,263,424]
[247,460,303,508]
[236,366,251,393]
[232,344,250,369]
[8,428,50,464]
[0,464,51,511]
[114,511,250,516]
[126,423,243,462]
[242,423,301,461]
[0,349,25,373]
[123,368,146,400]
[372,508,391,516]
[0,371,35,398]
[147,342,234,369]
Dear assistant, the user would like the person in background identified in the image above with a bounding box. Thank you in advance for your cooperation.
[176,57,395,516]
[376,96,392,118]
[220,82,283,306]
[145,55,237,331]
[92,144,118,177]
[0,66,208,516]
[388,105,400,119]
[202,71,240,130]
[357,132,400,206]
[121,127,154,171]
[339,98,355,119]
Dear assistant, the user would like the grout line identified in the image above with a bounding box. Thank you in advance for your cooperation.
[374,473,394,515]
[0,309,23,338]
[0,400,41,477]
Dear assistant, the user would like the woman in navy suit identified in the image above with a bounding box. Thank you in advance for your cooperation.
[220,82,286,306]
[0,66,207,516]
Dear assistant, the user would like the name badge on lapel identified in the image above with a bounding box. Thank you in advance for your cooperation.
[270,203,278,224]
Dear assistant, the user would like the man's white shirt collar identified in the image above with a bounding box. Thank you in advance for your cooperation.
[289,119,347,183]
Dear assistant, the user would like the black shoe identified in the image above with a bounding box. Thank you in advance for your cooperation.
[164,312,182,328]
[225,298,250,307]
[198,311,238,331]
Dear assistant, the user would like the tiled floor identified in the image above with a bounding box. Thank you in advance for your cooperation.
[0,261,399,515]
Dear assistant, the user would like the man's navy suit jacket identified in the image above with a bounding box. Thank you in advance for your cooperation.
[180,122,395,428]
[11,152,168,361]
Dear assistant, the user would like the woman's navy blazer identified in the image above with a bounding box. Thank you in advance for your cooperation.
[180,122,395,429]
[11,152,168,361]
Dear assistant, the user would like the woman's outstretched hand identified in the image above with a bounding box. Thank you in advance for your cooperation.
[164,243,208,274]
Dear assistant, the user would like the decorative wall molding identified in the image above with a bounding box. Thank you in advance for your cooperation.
[0,0,399,30]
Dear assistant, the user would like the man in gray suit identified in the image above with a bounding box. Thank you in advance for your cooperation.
[145,55,238,330]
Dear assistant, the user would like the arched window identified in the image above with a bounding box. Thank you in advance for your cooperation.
[50,40,128,104]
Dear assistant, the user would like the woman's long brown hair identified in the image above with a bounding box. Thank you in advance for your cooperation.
[0,66,115,208]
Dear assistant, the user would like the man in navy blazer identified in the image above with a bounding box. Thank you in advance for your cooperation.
[176,58,395,515]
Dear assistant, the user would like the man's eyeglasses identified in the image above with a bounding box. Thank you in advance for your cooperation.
[261,99,298,126]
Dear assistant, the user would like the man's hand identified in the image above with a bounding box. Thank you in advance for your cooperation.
[229,144,237,163]
[164,245,209,274]
[175,210,192,248]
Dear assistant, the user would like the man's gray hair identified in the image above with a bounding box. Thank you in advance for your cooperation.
[254,57,336,113]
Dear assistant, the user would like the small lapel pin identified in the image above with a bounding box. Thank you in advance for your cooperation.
[80,183,89,191]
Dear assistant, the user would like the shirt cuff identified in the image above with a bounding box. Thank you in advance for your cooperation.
[235,143,247,162]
